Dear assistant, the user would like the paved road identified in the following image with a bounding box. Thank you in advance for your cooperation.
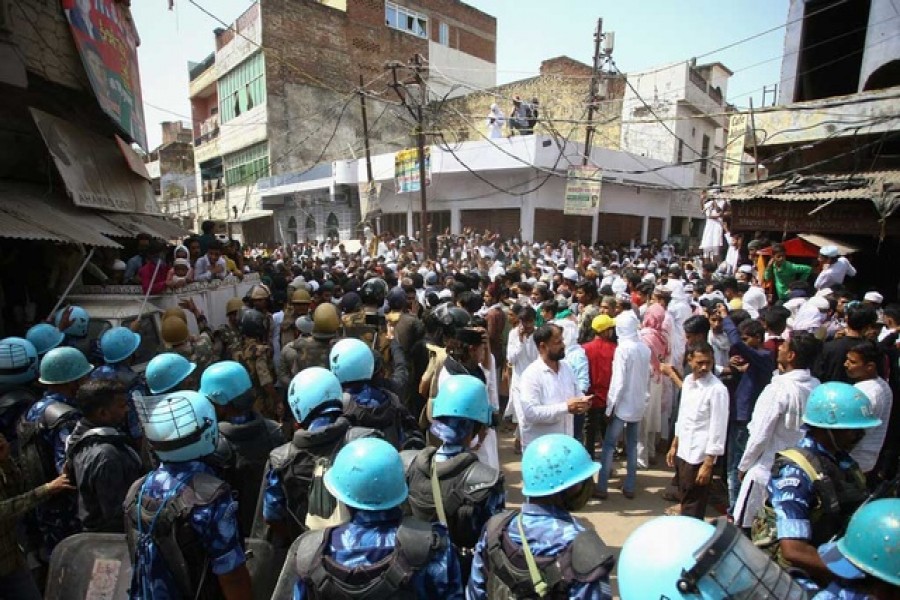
[495,429,727,597]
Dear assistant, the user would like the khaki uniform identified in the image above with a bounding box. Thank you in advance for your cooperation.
[341,311,380,347]
[278,336,337,388]
[172,331,214,375]
[214,323,243,361]
[235,338,278,419]
[280,308,300,347]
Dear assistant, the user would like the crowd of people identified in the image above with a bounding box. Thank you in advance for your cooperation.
[0,220,899,599]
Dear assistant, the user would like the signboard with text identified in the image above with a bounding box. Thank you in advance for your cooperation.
[394,147,431,193]
[61,0,148,150]
[564,166,602,216]
[731,199,900,236]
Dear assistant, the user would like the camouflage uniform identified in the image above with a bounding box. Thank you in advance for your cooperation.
[172,332,215,375]
[235,338,278,420]
[277,336,337,388]
[341,310,382,348]
[214,323,243,361]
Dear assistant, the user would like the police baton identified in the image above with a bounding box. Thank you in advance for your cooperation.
[138,259,163,319]
[47,246,95,321]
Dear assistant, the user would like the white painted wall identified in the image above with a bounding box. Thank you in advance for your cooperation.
[427,41,496,100]
[217,104,267,157]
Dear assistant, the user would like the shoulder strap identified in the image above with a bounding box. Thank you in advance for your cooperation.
[295,528,330,579]
[777,448,823,482]
[41,401,79,429]
[569,528,615,580]
[396,517,445,568]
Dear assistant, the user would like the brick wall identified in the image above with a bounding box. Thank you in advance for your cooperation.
[440,58,625,150]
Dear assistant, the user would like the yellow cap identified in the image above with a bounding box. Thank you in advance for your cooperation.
[591,314,615,333]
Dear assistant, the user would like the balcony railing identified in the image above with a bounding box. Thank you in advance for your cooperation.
[688,67,725,106]
[195,115,220,146]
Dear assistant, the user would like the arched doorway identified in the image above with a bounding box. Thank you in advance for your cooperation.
[305,215,316,242]
[326,212,340,241]
[287,216,297,244]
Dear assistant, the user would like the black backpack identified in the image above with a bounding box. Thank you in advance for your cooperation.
[16,401,79,490]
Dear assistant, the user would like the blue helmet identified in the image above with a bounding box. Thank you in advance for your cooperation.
[521,434,600,497]
[99,327,142,364]
[620,516,808,599]
[329,338,375,384]
[54,306,90,338]
[287,367,343,424]
[823,498,900,586]
[25,323,64,356]
[433,374,492,425]
[38,346,93,385]
[0,337,39,385]
[804,381,882,429]
[199,361,252,407]
[146,353,196,394]
[324,437,408,510]
[135,390,218,462]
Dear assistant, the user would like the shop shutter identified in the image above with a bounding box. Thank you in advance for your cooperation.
[460,208,520,238]
[596,213,642,245]
[533,209,592,244]
[648,217,664,242]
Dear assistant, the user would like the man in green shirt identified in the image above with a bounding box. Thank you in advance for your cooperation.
[764,243,813,302]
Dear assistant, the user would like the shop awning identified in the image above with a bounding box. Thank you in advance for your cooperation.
[100,213,189,241]
[796,234,860,256]
[0,182,122,247]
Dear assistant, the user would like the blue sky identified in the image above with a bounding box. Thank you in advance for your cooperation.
[132,0,790,149]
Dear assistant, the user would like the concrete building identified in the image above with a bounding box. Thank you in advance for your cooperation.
[186,0,497,241]
[619,61,732,192]
[439,56,626,149]
[780,0,900,103]
[144,122,197,230]
[258,135,695,246]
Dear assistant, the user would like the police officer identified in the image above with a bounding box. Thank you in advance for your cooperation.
[262,367,377,545]
[752,381,880,588]
[90,326,146,445]
[618,515,809,599]
[0,337,41,445]
[214,297,245,361]
[331,337,423,450]
[200,360,284,535]
[25,323,64,357]
[65,378,142,533]
[402,374,504,582]
[54,305,90,346]
[145,352,197,395]
[278,302,341,388]
[468,434,612,599]
[18,346,91,560]
[815,499,900,599]
[279,288,311,347]
[161,315,214,374]
[341,278,388,347]
[125,390,252,599]
[233,308,280,421]
[291,437,463,598]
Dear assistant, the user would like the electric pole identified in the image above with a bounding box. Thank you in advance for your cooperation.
[359,74,379,235]
[582,18,614,166]
[387,54,431,260]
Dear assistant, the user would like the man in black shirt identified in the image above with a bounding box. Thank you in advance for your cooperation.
[813,305,878,383]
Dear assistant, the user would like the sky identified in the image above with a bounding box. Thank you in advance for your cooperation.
[132,0,791,150]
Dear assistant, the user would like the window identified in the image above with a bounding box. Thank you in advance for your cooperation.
[305,215,317,241]
[385,1,427,38]
[439,22,449,46]
[677,140,684,163]
[224,142,269,187]
[218,52,266,124]
[700,134,710,174]
[326,213,340,240]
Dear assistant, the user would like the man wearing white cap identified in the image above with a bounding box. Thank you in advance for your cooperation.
[814,245,856,291]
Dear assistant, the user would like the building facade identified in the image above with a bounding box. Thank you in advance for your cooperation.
[185,0,497,240]
[258,135,695,247]
[144,122,196,230]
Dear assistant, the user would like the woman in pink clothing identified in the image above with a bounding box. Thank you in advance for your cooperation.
[637,303,669,467]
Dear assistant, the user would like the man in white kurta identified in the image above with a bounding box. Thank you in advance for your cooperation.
[516,323,591,449]
[733,332,821,528]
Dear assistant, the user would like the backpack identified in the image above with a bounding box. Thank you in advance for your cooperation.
[16,401,79,490]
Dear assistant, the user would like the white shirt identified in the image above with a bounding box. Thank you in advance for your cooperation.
[675,373,729,465]
[738,369,820,481]
[193,255,226,281]
[506,330,539,402]
[814,257,856,290]
[517,358,578,448]
[606,337,651,422]
[851,377,893,472]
